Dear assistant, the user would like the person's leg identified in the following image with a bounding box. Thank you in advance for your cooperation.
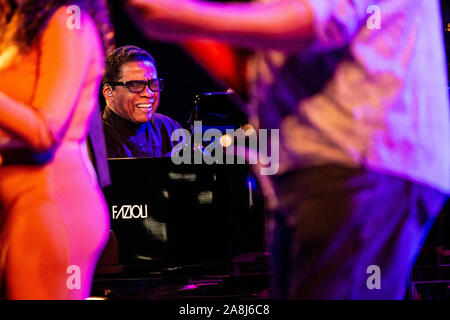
[269,210,293,299]
[270,165,446,299]
[4,192,109,300]
[60,198,109,300]
[2,166,109,300]
[4,192,71,299]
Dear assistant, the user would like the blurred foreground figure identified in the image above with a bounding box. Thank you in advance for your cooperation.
[0,0,114,299]
[127,0,450,299]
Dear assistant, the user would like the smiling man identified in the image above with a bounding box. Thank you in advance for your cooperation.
[102,45,181,158]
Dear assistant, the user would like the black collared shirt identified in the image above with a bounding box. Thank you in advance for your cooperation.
[102,106,182,158]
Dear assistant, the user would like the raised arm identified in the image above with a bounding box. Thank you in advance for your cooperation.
[0,7,102,152]
[127,0,315,51]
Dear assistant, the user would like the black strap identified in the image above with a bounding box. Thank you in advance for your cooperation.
[87,101,111,188]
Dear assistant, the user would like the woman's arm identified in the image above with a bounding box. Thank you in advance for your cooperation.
[0,92,55,152]
[0,6,102,152]
[127,0,315,51]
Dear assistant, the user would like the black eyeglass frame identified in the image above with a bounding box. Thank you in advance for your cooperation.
[107,79,164,93]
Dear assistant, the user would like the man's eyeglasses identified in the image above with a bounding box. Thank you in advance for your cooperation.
[108,79,164,93]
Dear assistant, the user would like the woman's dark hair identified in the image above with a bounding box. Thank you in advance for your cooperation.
[0,0,115,56]
[102,45,156,85]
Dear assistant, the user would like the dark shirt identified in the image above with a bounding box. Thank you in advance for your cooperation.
[102,106,182,158]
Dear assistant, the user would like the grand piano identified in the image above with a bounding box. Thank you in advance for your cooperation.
[91,92,271,299]
[101,157,266,266]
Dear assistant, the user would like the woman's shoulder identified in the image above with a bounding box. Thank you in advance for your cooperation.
[41,5,104,67]
[44,5,102,49]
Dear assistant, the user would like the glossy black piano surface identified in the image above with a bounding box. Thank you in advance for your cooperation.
[99,157,266,269]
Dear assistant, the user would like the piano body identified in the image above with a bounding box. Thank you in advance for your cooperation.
[92,92,271,299]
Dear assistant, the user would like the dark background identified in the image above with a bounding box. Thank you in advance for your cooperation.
[106,0,450,126]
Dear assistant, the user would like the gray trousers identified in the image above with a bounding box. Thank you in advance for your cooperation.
[269,165,447,299]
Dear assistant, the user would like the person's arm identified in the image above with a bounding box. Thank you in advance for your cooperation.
[127,0,315,51]
[0,93,54,152]
[0,7,102,152]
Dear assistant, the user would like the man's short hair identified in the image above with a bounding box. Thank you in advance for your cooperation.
[102,45,156,86]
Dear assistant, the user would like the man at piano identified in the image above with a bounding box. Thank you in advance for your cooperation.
[101,45,181,158]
